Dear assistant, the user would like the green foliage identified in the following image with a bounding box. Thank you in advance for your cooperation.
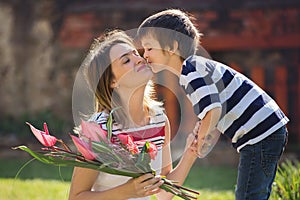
[270,160,300,200]
[0,158,73,181]
[0,110,71,139]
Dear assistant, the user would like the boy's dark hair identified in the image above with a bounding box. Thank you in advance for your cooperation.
[137,9,202,59]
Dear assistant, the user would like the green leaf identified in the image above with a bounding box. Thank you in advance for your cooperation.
[107,107,121,141]
[135,141,152,173]
[91,141,114,154]
[13,145,142,178]
[271,160,300,200]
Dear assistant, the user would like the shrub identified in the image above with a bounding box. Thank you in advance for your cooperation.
[271,159,300,200]
[0,110,71,140]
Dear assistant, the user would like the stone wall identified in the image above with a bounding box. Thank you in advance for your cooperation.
[0,1,74,121]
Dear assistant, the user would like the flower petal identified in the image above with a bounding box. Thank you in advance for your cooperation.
[43,123,49,135]
[117,134,139,154]
[147,142,158,160]
[26,122,57,147]
[80,120,108,142]
[136,141,158,160]
[71,135,96,160]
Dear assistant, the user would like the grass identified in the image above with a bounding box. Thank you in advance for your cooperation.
[1,178,70,200]
[1,179,235,200]
[0,158,73,181]
[0,158,236,199]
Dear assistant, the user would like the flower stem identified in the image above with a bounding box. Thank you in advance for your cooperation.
[57,138,71,152]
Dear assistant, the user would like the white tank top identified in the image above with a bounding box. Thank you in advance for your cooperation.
[90,110,166,200]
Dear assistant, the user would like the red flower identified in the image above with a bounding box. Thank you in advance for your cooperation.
[71,135,96,160]
[26,122,57,147]
[116,134,139,154]
[80,120,108,143]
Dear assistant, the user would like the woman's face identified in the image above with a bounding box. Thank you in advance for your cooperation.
[109,43,153,89]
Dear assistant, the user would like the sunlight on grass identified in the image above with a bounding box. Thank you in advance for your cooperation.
[0,178,70,200]
[0,158,236,199]
[1,178,234,200]
[150,189,234,200]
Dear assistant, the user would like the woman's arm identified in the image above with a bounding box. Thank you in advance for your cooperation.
[196,107,222,157]
[68,167,162,200]
[156,117,198,200]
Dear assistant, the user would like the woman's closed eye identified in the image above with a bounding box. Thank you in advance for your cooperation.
[122,57,130,64]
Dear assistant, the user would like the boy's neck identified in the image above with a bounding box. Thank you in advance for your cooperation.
[167,54,184,77]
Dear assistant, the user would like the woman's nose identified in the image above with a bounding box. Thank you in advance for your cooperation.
[134,55,145,65]
[143,51,148,59]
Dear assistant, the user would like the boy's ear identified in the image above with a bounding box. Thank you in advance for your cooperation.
[169,41,179,55]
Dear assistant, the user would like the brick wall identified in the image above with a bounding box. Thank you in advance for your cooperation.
[0,0,299,144]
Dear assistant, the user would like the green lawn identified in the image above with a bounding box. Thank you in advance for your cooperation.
[0,158,236,199]
[1,178,70,200]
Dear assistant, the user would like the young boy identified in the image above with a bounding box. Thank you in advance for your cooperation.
[137,9,289,200]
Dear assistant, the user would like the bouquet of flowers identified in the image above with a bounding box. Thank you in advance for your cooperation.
[13,111,199,200]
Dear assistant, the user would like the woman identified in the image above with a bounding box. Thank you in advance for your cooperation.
[68,30,197,200]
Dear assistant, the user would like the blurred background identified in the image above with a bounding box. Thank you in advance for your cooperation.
[0,0,299,167]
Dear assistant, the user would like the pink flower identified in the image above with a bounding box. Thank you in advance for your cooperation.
[26,122,57,147]
[147,142,158,160]
[136,141,158,160]
[71,135,96,160]
[80,120,108,143]
[117,134,139,154]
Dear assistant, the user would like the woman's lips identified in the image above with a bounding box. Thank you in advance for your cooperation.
[137,65,147,72]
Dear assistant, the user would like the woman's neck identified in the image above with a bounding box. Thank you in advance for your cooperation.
[117,85,149,127]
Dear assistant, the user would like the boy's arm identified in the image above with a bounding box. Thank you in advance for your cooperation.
[195,107,222,158]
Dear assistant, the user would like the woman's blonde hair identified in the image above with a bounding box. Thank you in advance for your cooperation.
[81,30,162,127]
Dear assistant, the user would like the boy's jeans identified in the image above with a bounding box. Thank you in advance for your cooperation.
[235,126,288,200]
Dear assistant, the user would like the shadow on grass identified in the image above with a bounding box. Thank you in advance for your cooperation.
[185,163,237,191]
[0,158,73,181]
[0,158,237,191]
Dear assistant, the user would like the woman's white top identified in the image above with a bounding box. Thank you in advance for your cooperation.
[89,110,166,200]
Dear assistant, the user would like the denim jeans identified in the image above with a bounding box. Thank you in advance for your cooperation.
[235,126,288,200]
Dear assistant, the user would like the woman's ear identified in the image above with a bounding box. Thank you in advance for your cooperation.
[111,79,119,89]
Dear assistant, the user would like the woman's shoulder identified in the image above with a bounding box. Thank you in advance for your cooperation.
[89,111,109,124]
[89,111,123,131]
[148,106,167,125]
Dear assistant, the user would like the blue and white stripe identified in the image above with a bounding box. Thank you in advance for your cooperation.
[89,111,166,149]
[180,55,289,152]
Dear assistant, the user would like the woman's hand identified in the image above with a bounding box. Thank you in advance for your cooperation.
[124,173,163,198]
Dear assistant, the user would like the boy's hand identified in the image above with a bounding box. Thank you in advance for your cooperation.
[193,121,201,136]
[186,132,198,157]
[192,121,221,158]
[197,129,221,158]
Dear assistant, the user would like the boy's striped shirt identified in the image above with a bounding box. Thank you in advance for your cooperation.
[180,55,289,152]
